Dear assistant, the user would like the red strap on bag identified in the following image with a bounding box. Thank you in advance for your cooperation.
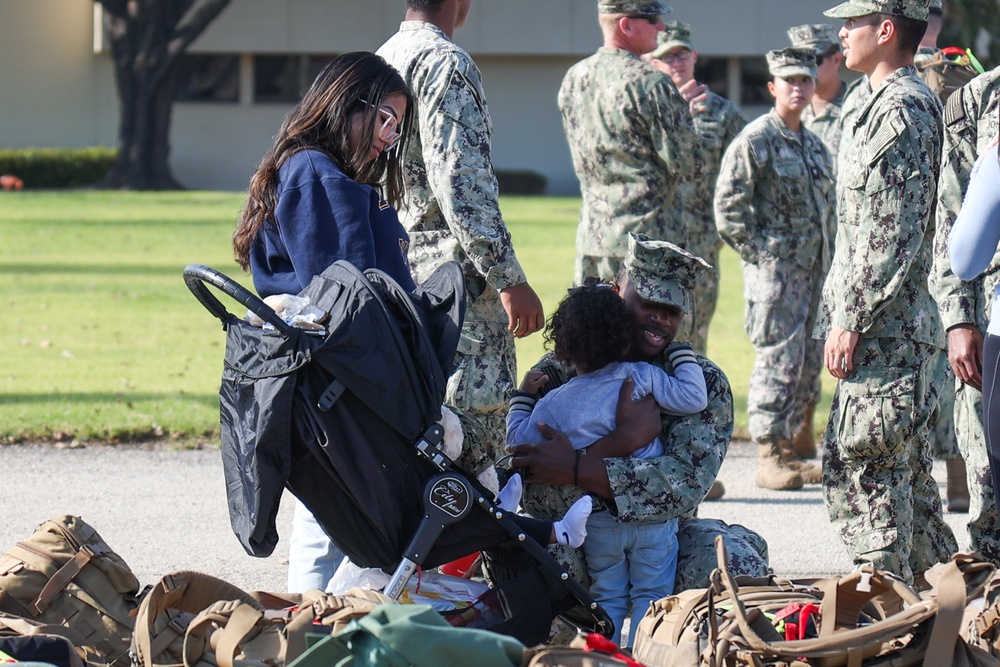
[583,633,646,667]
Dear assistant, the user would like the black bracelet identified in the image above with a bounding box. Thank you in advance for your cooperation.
[573,450,582,486]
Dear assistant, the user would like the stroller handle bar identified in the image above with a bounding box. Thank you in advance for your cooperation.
[183,264,294,336]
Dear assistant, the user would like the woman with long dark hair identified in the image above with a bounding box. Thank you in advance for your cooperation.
[232,51,591,595]
[234,51,416,296]
[233,51,417,592]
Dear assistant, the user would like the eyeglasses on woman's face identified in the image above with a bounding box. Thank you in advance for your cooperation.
[359,98,401,151]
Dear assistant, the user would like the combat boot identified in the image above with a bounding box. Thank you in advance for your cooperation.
[779,439,822,484]
[704,480,726,501]
[756,439,804,490]
[792,403,818,459]
[946,458,970,513]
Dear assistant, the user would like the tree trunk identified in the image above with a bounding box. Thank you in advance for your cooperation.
[97,0,231,190]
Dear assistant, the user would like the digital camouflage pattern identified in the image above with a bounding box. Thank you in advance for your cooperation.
[816,66,954,580]
[822,339,957,581]
[598,0,671,15]
[788,23,840,54]
[766,48,818,79]
[816,68,944,347]
[801,82,848,168]
[559,49,701,282]
[649,21,692,58]
[823,0,930,20]
[788,24,846,163]
[715,109,835,443]
[715,110,835,271]
[625,233,711,315]
[931,67,1000,564]
[834,76,872,174]
[682,91,747,354]
[520,348,769,589]
[378,22,525,459]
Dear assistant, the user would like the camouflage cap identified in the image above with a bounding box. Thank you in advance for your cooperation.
[649,22,693,59]
[598,0,672,16]
[823,0,929,21]
[767,47,818,79]
[624,233,710,314]
[787,24,841,55]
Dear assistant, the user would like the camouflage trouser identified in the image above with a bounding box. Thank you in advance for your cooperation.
[445,280,517,464]
[954,379,1000,564]
[545,517,770,593]
[931,367,961,459]
[686,239,722,357]
[743,256,824,442]
[822,338,958,582]
[574,253,624,286]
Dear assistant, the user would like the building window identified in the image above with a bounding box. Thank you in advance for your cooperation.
[739,56,771,107]
[694,56,733,99]
[253,54,337,103]
[176,54,239,103]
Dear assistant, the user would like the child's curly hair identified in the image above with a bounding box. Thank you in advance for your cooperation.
[545,282,634,370]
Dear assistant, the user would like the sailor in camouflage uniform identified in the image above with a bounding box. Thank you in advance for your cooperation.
[715,48,834,491]
[647,23,747,357]
[783,26,847,461]
[559,0,701,285]
[509,233,770,593]
[931,66,1000,563]
[378,0,545,467]
[789,25,849,167]
[817,0,958,582]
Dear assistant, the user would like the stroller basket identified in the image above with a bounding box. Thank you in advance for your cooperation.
[184,261,613,643]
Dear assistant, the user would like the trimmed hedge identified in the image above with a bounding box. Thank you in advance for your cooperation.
[0,147,117,189]
[496,169,547,195]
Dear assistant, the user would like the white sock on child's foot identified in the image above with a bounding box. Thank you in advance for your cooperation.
[554,495,593,548]
[497,473,523,512]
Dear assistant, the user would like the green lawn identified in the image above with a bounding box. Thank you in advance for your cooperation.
[0,191,834,442]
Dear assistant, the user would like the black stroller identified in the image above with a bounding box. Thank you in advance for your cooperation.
[184,260,612,644]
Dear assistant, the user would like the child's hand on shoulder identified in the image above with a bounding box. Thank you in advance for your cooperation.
[519,370,549,395]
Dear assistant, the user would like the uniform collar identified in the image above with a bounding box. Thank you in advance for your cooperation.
[396,20,452,42]
[855,65,917,128]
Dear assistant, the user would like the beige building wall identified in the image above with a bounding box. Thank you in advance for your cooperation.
[0,0,842,193]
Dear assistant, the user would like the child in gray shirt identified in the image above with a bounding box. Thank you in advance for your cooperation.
[505,283,707,645]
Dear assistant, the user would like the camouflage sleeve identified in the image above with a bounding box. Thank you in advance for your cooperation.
[831,104,938,333]
[932,88,980,329]
[416,55,527,291]
[713,131,760,263]
[648,77,701,182]
[605,357,733,522]
[723,104,749,148]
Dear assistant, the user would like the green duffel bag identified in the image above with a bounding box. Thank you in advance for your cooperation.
[288,603,524,667]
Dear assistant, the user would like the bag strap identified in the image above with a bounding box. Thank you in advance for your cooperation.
[816,566,921,638]
[922,560,971,667]
[712,536,938,661]
[133,571,264,667]
[0,614,88,667]
[32,548,94,615]
[182,601,263,667]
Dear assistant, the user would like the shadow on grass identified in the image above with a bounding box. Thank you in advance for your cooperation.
[0,263,193,276]
[0,392,218,407]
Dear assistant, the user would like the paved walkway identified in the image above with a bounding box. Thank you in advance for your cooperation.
[0,441,973,593]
